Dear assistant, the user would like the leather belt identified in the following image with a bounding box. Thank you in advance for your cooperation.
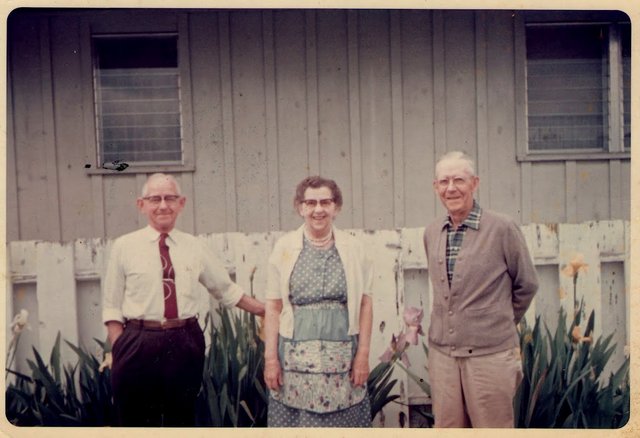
[126,317,197,330]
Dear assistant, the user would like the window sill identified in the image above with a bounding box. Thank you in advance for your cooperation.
[84,163,196,175]
[517,151,630,162]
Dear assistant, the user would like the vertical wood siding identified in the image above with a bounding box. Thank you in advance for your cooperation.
[6,9,631,242]
[6,221,630,427]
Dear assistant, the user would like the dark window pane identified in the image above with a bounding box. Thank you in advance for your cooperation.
[94,36,178,69]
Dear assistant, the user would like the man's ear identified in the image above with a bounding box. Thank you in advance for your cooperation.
[136,198,145,211]
[472,175,480,191]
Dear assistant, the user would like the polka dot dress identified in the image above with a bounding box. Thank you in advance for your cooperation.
[267,238,371,427]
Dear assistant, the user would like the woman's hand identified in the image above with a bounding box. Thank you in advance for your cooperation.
[264,299,283,390]
[351,294,373,387]
[264,358,283,390]
[350,351,369,387]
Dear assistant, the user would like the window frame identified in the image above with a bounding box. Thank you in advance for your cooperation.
[80,11,195,174]
[515,11,631,162]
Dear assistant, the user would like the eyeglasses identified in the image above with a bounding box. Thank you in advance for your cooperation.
[302,198,335,208]
[142,195,181,205]
[436,177,470,189]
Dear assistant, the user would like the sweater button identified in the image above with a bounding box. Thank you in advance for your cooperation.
[448,310,453,316]
[448,328,454,333]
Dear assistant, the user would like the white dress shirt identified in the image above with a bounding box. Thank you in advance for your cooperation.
[102,226,244,323]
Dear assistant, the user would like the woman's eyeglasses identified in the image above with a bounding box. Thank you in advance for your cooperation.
[301,198,335,208]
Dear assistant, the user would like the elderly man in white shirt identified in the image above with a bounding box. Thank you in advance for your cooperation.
[102,173,264,427]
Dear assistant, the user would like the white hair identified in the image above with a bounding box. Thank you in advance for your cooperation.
[141,173,182,197]
[435,151,476,177]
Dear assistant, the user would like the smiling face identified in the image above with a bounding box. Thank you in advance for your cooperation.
[297,185,340,238]
[434,158,479,221]
[137,175,186,233]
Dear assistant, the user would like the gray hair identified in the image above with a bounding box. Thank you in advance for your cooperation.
[435,151,476,177]
[141,173,182,197]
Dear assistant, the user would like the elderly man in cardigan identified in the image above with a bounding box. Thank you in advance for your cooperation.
[423,151,538,428]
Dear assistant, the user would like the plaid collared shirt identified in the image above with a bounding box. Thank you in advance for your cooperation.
[445,201,482,286]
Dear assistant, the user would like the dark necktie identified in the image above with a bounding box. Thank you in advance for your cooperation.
[159,233,178,319]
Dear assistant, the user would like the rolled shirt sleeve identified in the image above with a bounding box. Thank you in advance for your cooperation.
[102,239,126,324]
[198,241,244,308]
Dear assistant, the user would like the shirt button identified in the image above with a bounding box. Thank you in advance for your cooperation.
[451,346,456,351]
[448,328,454,333]
[448,310,453,316]
[438,259,443,264]
[440,277,445,282]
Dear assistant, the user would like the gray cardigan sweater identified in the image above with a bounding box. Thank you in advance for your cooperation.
[423,208,538,357]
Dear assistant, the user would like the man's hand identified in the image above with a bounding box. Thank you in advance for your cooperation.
[236,295,266,317]
[106,320,124,348]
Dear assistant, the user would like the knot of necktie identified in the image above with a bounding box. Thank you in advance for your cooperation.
[159,233,169,249]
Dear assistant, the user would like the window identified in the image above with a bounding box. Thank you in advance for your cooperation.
[522,13,631,157]
[93,34,183,166]
[621,23,631,150]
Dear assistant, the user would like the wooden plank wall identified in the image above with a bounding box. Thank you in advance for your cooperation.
[6,9,632,244]
[6,221,630,428]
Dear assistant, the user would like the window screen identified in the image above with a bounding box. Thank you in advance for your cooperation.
[621,23,631,150]
[93,34,182,164]
[526,24,608,151]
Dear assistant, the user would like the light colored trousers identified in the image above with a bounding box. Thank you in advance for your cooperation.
[429,346,523,428]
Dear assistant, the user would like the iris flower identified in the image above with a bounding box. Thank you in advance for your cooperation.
[403,307,424,345]
[379,307,425,367]
[561,253,589,313]
[10,309,30,334]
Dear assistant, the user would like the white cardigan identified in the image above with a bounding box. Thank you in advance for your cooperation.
[265,225,374,338]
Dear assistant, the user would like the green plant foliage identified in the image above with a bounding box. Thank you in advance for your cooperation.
[515,303,630,428]
[6,307,399,427]
[5,333,115,426]
[367,361,400,420]
[195,306,268,427]
[6,302,631,429]
[396,342,431,397]
[371,303,629,429]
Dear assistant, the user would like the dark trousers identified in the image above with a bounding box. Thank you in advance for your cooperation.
[110,319,205,427]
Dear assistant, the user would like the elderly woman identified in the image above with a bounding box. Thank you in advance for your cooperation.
[263,176,374,427]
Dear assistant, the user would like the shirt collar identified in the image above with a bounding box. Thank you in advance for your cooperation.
[441,200,482,231]
[143,225,177,243]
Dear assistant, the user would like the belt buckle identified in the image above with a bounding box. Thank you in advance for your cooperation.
[160,319,171,329]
